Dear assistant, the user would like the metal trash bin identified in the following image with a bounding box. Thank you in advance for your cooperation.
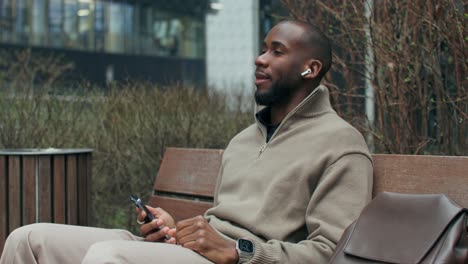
[0,148,93,253]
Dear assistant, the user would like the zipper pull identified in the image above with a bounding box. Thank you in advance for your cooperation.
[258,144,267,157]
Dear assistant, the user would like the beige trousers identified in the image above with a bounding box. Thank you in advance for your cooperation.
[0,223,213,264]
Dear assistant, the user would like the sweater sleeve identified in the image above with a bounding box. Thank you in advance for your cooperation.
[246,153,373,264]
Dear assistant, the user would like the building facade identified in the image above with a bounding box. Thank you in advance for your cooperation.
[0,0,211,86]
[0,0,285,89]
[205,0,286,98]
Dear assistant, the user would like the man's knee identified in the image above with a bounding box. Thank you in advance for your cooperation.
[1,223,55,262]
[6,223,52,244]
[82,241,123,264]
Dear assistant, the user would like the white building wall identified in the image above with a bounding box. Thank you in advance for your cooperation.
[206,0,259,98]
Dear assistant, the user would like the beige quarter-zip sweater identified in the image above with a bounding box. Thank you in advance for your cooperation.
[205,85,373,263]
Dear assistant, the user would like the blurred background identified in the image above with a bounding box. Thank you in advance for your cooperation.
[0,0,274,90]
[0,0,466,231]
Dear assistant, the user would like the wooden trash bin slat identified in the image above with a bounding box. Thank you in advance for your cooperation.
[53,155,66,224]
[67,155,78,226]
[38,156,52,223]
[0,149,92,256]
[7,157,21,236]
[0,156,6,254]
[23,157,36,225]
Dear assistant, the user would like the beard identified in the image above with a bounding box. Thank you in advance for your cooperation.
[254,77,301,106]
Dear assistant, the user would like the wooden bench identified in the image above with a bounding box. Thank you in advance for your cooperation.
[149,147,468,222]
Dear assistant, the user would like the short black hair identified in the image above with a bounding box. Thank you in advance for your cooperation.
[280,20,332,80]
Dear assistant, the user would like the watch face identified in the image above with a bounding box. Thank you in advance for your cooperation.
[238,239,254,253]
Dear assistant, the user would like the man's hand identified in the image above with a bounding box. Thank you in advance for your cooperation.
[170,215,238,264]
[137,206,176,244]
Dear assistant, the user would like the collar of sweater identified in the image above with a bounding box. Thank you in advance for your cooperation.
[253,85,336,143]
[254,84,335,124]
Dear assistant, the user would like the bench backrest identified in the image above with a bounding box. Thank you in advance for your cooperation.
[149,148,222,221]
[149,147,468,221]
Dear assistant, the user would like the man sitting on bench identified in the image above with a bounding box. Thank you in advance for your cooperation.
[0,20,373,264]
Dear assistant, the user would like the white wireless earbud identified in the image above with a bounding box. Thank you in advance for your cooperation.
[301,68,312,77]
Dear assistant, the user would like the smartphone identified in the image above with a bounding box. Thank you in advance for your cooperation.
[130,194,156,223]
[130,194,170,240]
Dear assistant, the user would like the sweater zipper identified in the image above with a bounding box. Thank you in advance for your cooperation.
[257,86,321,158]
[258,143,267,157]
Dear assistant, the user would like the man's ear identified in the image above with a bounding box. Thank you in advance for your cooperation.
[303,59,322,79]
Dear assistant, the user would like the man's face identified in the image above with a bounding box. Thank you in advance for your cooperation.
[254,22,309,106]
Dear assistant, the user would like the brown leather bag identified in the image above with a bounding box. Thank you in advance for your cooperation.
[329,192,468,264]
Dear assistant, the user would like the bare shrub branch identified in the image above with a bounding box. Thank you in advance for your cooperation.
[283,0,466,155]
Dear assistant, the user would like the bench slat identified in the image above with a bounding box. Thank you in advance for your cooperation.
[373,154,468,208]
[149,196,213,222]
[154,148,223,198]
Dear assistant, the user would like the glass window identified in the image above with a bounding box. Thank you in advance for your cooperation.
[137,5,153,55]
[122,2,134,53]
[15,0,27,43]
[151,16,182,57]
[0,0,206,59]
[64,0,79,49]
[31,0,47,46]
[77,0,93,49]
[49,0,63,47]
[94,0,105,51]
[104,1,124,53]
[0,0,28,44]
[1,0,13,43]
[183,18,204,58]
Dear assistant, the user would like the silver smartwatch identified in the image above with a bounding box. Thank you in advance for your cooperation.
[236,238,254,263]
